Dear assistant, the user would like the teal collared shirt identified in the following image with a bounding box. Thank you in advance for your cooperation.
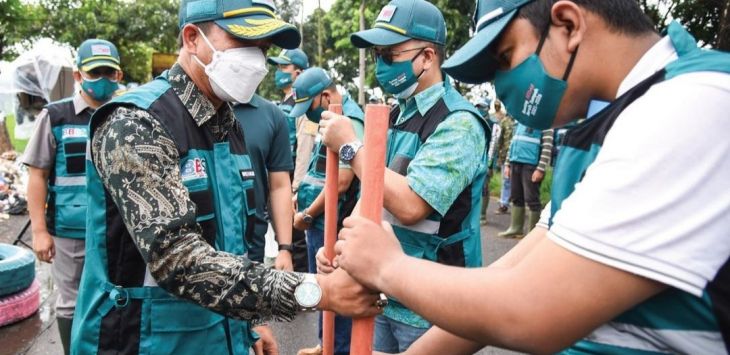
[395,81,487,217]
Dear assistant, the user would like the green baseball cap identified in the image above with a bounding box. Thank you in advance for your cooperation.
[76,39,121,72]
[267,48,310,69]
[289,67,333,118]
[443,0,534,83]
[350,0,447,49]
[179,0,301,49]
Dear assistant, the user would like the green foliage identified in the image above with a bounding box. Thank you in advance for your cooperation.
[5,115,28,153]
[637,0,729,50]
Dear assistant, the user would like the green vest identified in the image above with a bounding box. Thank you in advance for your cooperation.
[46,98,91,239]
[296,95,364,231]
[72,73,257,355]
[552,23,730,354]
[383,81,490,327]
[279,94,297,158]
[508,122,542,166]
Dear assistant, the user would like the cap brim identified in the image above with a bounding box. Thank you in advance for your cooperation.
[350,27,411,48]
[443,10,517,84]
[289,98,313,118]
[267,56,291,66]
[216,15,301,49]
[80,60,121,72]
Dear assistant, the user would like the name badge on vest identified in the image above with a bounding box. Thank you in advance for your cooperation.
[181,158,207,181]
[240,169,255,181]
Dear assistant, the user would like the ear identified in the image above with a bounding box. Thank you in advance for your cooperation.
[72,70,82,83]
[115,70,124,83]
[181,24,201,55]
[551,1,585,53]
[422,47,437,71]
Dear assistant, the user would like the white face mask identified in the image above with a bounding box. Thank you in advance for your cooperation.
[192,28,268,103]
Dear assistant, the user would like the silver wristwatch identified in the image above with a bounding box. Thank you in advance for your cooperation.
[339,140,363,164]
[294,274,322,312]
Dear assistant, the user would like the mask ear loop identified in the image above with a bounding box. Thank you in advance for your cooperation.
[191,26,218,68]
[535,21,579,81]
[412,47,429,79]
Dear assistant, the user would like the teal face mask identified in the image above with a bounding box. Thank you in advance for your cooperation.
[306,95,329,123]
[375,49,426,99]
[81,77,119,102]
[494,31,578,130]
[275,69,293,89]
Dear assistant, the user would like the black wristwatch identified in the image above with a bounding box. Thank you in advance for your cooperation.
[278,244,293,252]
[302,209,314,224]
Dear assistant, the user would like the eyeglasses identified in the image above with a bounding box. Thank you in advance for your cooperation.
[85,67,119,79]
[371,47,427,65]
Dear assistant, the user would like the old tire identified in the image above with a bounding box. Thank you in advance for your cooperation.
[0,243,36,297]
[0,279,40,327]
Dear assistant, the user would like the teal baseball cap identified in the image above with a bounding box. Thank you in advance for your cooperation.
[350,0,446,48]
[443,0,534,83]
[289,67,333,118]
[76,39,121,72]
[267,48,310,69]
[179,0,301,49]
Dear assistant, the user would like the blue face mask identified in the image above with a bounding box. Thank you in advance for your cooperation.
[81,77,119,102]
[306,95,329,123]
[275,69,293,89]
[375,49,426,99]
[494,31,578,130]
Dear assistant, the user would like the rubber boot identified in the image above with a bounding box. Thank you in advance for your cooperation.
[57,317,72,355]
[497,205,525,238]
[527,210,541,233]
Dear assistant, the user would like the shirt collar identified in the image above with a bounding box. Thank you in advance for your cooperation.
[72,91,92,115]
[168,63,221,127]
[398,81,446,118]
[617,35,678,97]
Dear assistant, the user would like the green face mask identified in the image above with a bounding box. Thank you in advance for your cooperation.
[81,77,119,102]
[306,95,329,123]
[494,30,578,130]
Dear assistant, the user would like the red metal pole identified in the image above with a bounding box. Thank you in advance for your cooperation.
[322,103,343,355]
[350,104,390,355]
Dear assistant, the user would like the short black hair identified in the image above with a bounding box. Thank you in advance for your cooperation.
[177,21,215,50]
[517,0,656,36]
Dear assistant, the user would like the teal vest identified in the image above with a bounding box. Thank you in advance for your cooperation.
[383,81,490,327]
[508,122,542,166]
[46,98,90,239]
[297,95,364,231]
[552,23,730,354]
[71,73,257,355]
[279,95,297,158]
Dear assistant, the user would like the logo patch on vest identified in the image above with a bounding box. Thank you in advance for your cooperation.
[181,158,207,181]
[61,127,88,139]
[240,169,255,181]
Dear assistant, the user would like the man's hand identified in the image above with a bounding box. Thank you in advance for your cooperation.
[531,169,545,183]
[252,325,279,355]
[315,247,337,274]
[32,230,55,263]
[319,111,356,153]
[504,165,511,179]
[293,212,310,231]
[317,268,381,318]
[274,250,294,271]
[335,216,406,290]
[291,195,298,214]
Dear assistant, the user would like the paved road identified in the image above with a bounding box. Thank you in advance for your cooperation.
[0,198,523,355]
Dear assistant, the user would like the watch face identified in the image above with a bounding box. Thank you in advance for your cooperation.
[341,145,354,161]
[295,281,321,308]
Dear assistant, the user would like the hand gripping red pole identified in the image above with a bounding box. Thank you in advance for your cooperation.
[350,104,390,355]
[322,103,343,355]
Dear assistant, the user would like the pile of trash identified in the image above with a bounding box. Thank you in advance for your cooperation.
[0,151,28,216]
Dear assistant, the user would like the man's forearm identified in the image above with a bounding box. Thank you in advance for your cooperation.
[403,326,483,355]
[27,168,49,233]
[269,172,293,245]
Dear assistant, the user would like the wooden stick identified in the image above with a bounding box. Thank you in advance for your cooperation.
[322,103,343,355]
[350,104,390,355]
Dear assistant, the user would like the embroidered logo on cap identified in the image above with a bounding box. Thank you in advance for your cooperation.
[91,45,112,56]
[377,5,397,23]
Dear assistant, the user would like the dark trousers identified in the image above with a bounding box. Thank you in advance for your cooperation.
[509,162,543,212]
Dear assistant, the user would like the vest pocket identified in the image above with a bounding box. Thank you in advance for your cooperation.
[141,298,229,355]
[241,179,256,246]
[50,185,87,237]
